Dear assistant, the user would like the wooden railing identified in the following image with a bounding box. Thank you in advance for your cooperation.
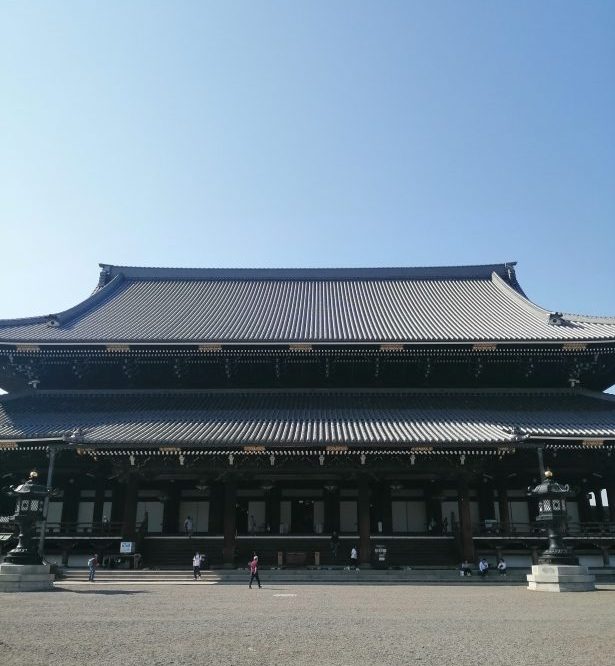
[475,521,615,537]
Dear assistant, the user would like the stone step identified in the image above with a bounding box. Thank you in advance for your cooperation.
[58,568,531,584]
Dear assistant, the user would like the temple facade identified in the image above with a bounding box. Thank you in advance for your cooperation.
[1,262,615,568]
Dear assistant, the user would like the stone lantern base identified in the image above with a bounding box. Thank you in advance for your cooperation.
[0,562,55,592]
[527,564,595,592]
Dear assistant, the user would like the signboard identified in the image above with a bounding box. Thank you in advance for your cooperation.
[120,541,135,554]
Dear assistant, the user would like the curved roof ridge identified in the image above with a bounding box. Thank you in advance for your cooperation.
[492,273,615,326]
[559,311,615,326]
[491,272,553,320]
[0,274,124,330]
[99,261,518,283]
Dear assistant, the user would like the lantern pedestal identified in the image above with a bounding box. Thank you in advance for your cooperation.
[527,564,595,592]
[0,562,55,592]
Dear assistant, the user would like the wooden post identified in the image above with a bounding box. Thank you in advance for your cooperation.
[607,486,615,523]
[92,477,106,527]
[424,482,443,531]
[457,476,475,562]
[477,481,495,524]
[265,485,281,534]
[358,476,371,566]
[577,483,592,526]
[60,480,80,530]
[121,474,139,540]
[497,481,510,534]
[324,483,340,534]
[162,482,180,534]
[223,479,237,568]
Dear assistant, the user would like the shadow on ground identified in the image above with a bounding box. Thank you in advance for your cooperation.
[57,588,149,595]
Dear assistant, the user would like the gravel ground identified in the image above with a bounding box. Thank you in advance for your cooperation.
[1,583,614,666]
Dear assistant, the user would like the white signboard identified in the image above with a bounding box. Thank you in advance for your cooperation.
[120,541,135,554]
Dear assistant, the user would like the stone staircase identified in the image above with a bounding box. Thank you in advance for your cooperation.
[140,536,460,569]
[57,567,533,585]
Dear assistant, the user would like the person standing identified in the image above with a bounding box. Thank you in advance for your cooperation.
[193,552,202,580]
[497,558,507,576]
[248,554,262,589]
[350,546,358,570]
[184,515,193,537]
[330,531,339,562]
[88,553,98,582]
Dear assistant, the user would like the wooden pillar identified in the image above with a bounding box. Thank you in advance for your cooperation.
[92,477,106,526]
[162,482,180,534]
[593,487,606,522]
[607,485,615,522]
[358,477,371,565]
[380,482,392,535]
[121,474,139,540]
[373,481,391,535]
[110,482,124,525]
[477,481,495,524]
[497,481,510,534]
[324,485,340,534]
[457,476,475,562]
[60,480,79,529]
[424,482,442,531]
[223,479,237,568]
[577,483,592,525]
[265,486,281,534]
[208,482,224,534]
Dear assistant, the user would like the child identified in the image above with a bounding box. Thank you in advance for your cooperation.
[193,552,202,580]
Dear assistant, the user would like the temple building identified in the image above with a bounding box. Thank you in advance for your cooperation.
[1,262,615,568]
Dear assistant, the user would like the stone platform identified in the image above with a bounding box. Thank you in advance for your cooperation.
[527,564,596,592]
[0,563,55,592]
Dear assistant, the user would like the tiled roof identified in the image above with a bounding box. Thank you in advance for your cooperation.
[1,389,614,447]
[1,263,614,344]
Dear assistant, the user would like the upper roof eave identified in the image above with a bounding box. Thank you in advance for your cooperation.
[1,261,615,344]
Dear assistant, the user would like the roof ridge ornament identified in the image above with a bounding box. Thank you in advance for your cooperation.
[548,312,568,326]
[97,265,113,289]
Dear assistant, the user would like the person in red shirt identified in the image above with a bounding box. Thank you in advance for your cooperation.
[248,554,262,589]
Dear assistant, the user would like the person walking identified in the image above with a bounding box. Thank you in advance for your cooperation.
[184,515,193,537]
[497,558,507,576]
[193,552,202,580]
[88,553,98,582]
[350,546,358,570]
[248,554,262,589]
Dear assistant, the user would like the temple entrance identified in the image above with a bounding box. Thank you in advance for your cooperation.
[291,499,314,534]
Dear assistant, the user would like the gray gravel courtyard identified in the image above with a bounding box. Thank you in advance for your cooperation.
[1,583,614,666]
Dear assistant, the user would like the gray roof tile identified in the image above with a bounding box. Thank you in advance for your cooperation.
[1,263,614,343]
[0,390,614,447]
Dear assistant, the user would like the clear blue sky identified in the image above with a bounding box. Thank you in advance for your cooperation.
[1,1,614,321]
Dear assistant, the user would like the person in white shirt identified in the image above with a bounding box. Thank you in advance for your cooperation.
[478,558,489,578]
[350,546,359,570]
[497,558,507,576]
[192,552,202,580]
